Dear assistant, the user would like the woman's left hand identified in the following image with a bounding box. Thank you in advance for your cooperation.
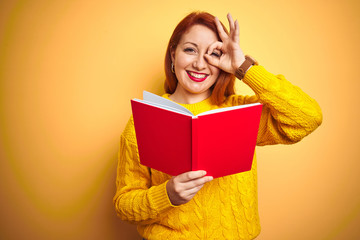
[205,13,245,75]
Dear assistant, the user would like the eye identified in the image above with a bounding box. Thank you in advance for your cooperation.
[184,47,196,54]
[211,50,222,58]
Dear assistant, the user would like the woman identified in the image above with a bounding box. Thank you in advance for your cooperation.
[113,11,322,239]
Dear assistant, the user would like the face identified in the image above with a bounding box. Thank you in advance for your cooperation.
[171,24,221,100]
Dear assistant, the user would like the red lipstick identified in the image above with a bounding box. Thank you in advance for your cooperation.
[186,71,208,82]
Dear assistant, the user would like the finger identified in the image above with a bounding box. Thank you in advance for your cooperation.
[182,176,213,193]
[214,17,228,41]
[177,170,207,182]
[204,53,220,68]
[207,41,223,55]
[227,13,235,35]
[184,175,213,193]
[234,19,240,43]
[184,176,213,190]
[183,184,205,196]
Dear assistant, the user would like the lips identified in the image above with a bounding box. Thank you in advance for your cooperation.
[186,71,209,82]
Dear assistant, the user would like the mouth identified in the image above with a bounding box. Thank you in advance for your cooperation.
[186,71,209,82]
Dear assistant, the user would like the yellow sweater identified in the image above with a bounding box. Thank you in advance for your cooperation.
[113,66,322,240]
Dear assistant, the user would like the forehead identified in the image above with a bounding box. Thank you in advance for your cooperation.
[178,24,218,46]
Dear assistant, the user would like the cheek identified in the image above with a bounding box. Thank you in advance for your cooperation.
[210,66,220,79]
[175,59,186,69]
[174,51,189,68]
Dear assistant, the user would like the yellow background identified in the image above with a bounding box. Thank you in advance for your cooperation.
[1,0,359,239]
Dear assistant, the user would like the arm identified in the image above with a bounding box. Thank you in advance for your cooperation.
[206,13,322,145]
[241,65,322,145]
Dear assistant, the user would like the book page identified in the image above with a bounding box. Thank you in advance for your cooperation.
[143,91,194,116]
[132,99,192,117]
[196,103,261,117]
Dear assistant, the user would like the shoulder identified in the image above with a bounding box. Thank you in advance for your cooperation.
[223,94,260,106]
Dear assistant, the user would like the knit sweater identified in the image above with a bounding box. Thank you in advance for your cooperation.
[113,65,322,240]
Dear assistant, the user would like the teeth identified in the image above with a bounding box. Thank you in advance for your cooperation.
[189,71,207,79]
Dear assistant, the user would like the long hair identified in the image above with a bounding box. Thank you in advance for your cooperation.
[164,11,235,106]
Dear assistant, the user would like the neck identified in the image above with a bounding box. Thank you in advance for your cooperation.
[169,88,211,104]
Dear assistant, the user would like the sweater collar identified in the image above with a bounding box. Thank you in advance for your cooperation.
[162,93,214,115]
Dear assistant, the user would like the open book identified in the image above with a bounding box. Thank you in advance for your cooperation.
[131,91,263,178]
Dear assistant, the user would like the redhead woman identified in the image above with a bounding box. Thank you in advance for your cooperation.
[113,11,322,240]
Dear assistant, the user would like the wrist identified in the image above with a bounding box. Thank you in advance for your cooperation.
[234,55,258,80]
[232,57,245,75]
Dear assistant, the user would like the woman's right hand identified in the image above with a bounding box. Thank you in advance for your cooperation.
[166,170,213,206]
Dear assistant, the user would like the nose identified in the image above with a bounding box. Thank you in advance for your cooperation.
[193,54,207,70]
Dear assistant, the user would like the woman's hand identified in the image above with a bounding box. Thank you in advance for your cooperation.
[205,13,245,74]
[166,170,213,206]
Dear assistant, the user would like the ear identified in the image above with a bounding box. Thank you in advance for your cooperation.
[170,47,175,63]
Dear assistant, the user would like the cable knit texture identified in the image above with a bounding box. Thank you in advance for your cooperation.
[113,65,322,240]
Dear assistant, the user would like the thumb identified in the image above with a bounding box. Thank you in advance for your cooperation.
[204,54,220,68]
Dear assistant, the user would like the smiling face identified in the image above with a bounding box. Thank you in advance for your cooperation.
[170,24,221,103]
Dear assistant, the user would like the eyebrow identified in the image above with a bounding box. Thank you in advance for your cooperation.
[183,42,198,47]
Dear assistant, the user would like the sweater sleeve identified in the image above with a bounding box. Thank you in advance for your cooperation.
[235,65,322,146]
[113,117,175,225]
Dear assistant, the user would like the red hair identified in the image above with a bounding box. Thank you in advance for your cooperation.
[164,11,235,106]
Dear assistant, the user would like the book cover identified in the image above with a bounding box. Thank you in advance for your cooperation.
[131,91,263,178]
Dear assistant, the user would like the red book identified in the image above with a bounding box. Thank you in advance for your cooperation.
[131,91,263,178]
